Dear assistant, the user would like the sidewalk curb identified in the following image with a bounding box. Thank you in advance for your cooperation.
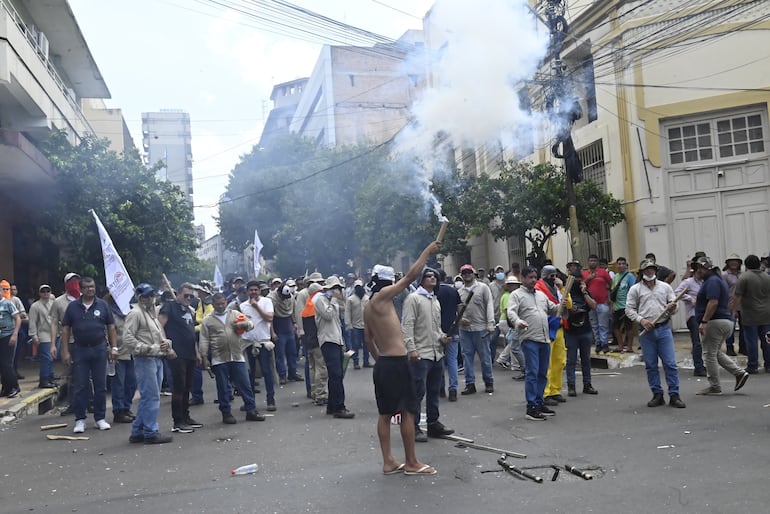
[0,386,61,425]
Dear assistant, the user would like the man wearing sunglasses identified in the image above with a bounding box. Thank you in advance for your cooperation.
[159,283,201,434]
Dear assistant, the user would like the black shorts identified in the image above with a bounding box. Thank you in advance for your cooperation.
[612,309,633,331]
[372,355,418,416]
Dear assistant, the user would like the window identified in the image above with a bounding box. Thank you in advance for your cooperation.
[577,140,611,262]
[717,114,764,158]
[666,110,766,166]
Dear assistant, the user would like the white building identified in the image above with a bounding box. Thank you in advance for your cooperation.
[142,109,193,206]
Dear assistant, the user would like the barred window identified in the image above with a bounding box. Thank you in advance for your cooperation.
[577,140,611,263]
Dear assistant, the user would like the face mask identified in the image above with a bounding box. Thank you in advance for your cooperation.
[495,272,505,281]
[643,273,656,282]
[454,280,463,289]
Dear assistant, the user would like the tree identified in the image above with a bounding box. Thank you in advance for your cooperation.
[27,131,202,285]
[466,160,625,268]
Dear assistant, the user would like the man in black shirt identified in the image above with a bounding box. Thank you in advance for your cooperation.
[159,283,202,433]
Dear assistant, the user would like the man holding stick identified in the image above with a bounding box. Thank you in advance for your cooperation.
[625,259,686,408]
[364,240,441,476]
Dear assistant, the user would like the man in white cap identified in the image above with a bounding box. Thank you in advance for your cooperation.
[364,241,441,476]
[315,275,353,418]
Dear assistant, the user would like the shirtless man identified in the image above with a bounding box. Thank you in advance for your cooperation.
[365,241,441,476]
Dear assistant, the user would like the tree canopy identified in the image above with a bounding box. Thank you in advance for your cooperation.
[29,131,205,285]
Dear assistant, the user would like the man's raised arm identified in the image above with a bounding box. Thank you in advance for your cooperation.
[373,241,441,303]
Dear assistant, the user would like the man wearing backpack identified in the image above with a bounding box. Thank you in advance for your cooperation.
[611,257,637,353]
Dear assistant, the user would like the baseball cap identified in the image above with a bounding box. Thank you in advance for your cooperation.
[271,277,282,285]
[639,259,658,270]
[64,272,80,282]
[39,284,52,292]
[695,255,715,269]
[460,264,475,274]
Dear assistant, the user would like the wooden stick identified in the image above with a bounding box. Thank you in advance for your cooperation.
[557,275,575,317]
[162,273,174,294]
[436,219,449,243]
[40,423,68,431]
[46,435,90,441]
[640,288,688,334]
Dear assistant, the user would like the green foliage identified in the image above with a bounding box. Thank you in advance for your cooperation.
[31,131,203,285]
[464,160,625,266]
[219,135,450,276]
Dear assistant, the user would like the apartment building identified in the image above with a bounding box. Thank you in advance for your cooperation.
[0,0,110,282]
[142,109,193,206]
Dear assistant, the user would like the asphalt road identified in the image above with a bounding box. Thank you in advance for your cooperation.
[2,352,770,514]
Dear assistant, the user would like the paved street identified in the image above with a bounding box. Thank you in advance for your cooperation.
[2,339,770,514]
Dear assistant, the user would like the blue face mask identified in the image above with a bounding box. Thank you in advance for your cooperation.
[495,272,505,281]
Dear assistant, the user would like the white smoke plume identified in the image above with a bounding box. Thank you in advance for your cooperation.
[396,0,550,218]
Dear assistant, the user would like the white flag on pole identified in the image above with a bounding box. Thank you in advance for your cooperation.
[91,210,135,315]
[253,229,264,277]
[213,264,224,290]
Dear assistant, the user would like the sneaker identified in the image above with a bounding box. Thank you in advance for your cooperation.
[245,411,266,422]
[38,382,57,389]
[552,394,567,403]
[353,363,361,370]
[539,405,556,416]
[289,374,304,382]
[526,408,546,421]
[185,418,203,428]
[484,384,494,394]
[144,433,173,444]
[333,409,355,419]
[160,388,172,396]
[693,368,707,377]
[95,419,111,431]
[73,419,86,434]
[734,371,749,391]
[189,398,204,406]
[113,412,134,424]
[583,384,598,395]
[696,386,722,396]
[279,377,287,385]
[222,412,237,424]
[6,387,20,398]
[543,396,559,406]
[457,365,465,373]
[512,373,525,381]
[266,403,277,412]
[427,421,455,438]
[415,427,428,443]
[496,360,510,370]
[172,424,195,433]
[448,389,457,402]
[128,434,144,443]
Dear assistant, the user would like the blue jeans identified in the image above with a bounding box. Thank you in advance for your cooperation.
[743,324,770,371]
[275,331,298,378]
[589,303,610,348]
[411,357,444,426]
[212,361,257,414]
[71,342,108,421]
[685,316,705,371]
[639,323,679,395]
[131,356,163,437]
[111,359,137,413]
[191,365,204,402]
[459,330,493,386]
[321,342,346,413]
[443,336,459,391]
[246,344,275,404]
[488,326,500,366]
[349,327,369,365]
[38,341,54,383]
[565,330,593,385]
[521,340,550,408]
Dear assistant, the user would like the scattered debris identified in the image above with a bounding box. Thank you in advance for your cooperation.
[47,435,89,441]
[40,423,68,431]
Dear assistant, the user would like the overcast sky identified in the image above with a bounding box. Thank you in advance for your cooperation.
[69,0,434,238]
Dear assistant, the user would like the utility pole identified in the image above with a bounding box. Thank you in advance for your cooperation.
[541,0,584,261]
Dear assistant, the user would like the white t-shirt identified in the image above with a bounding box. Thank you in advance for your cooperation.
[240,298,273,342]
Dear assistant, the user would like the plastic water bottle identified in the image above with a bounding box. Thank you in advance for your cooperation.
[107,360,116,377]
[231,463,258,475]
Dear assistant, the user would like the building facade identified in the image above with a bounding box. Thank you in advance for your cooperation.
[142,110,193,206]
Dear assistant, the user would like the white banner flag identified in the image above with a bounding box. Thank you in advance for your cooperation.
[213,264,224,290]
[91,210,135,315]
[253,229,264,277]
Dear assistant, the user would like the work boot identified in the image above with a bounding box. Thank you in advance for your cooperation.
[460,384,476,396]
[448,389,457,402]
[693,368,707,377]
[222,412,237,424]
[427,421,454,438]
[543,396,559,406]
[414,427,428,443]
[246,411,266,422]
[552,394,566,403]
[567,384,577,397]
[583,384,598,395]
[484,383,494,394]
[669,394,686,409]
[647,393,665,407]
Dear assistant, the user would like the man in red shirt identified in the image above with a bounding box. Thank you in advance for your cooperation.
[582,255,612,354]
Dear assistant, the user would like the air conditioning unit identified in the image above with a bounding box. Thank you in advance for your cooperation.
[36,31,49,60]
